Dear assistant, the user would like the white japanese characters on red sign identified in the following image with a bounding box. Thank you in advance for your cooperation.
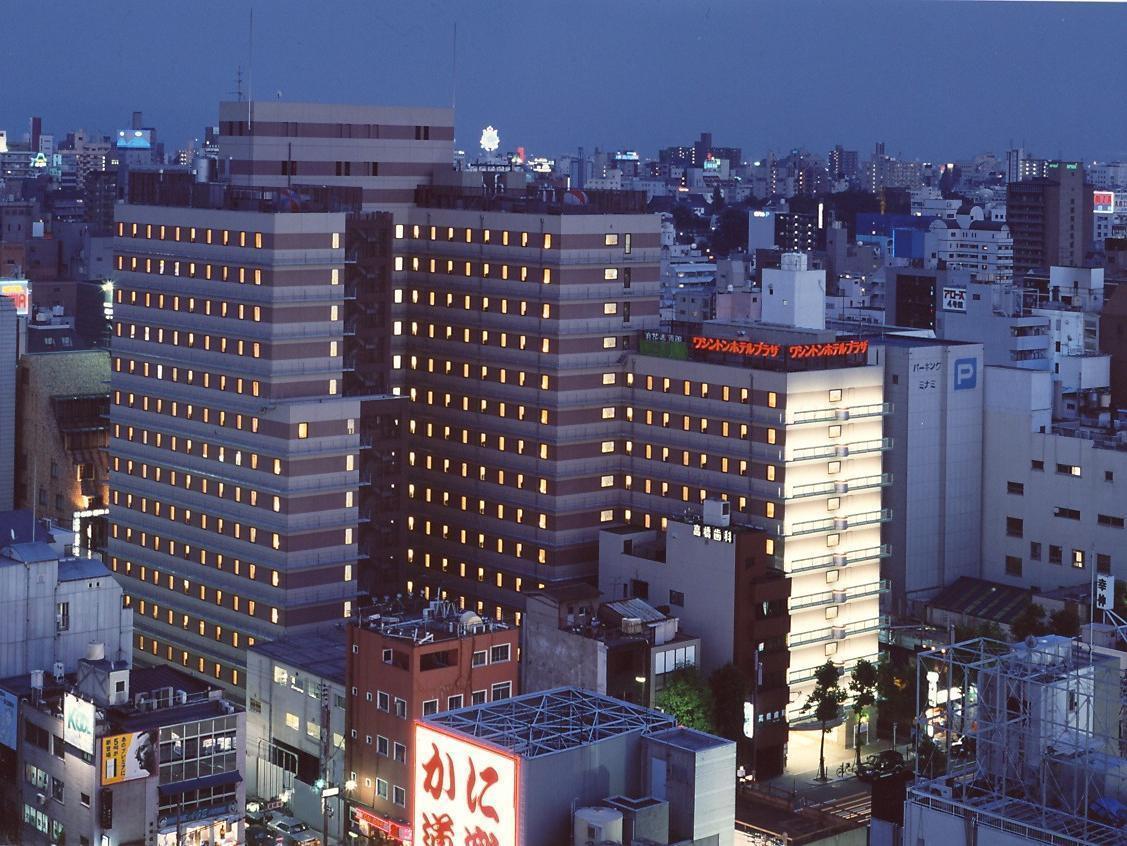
[413,722,519,846]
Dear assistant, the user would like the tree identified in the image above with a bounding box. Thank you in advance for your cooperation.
[708,207,751,257]
[656,667,714,733]
[709,663,749,742]
[1010,603,1049,641]
[1049,605,1080,637]
[803,661,846,782]
[710,185,725,212]
[876,657,915,725]
[849,659,878,769]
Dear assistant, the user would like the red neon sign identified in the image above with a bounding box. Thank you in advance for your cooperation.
[352,806,412,843]
[690,336,869,360]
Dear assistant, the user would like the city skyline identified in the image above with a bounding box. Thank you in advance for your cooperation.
[4,0,1127,163]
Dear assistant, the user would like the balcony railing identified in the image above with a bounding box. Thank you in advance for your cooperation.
[789,444,840,462]
[843,437,892,456]
[785,544,890,575]
[787,402,890,425]
[785,472,891,500]
[788,580,889,612]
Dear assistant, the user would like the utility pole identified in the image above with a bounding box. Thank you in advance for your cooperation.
[320,680,332,846]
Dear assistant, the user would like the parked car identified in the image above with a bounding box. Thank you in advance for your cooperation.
[245,802,275,826]
[856,749,906,782]
[266,816,321,846]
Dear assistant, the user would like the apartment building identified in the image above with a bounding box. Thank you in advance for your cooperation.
[345,601,517,843]
[402,175,662,619]
[108,185,361,693]
[1006,161,1093,278]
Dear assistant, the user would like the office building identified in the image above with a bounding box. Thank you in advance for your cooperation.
[0,294,15,511]
[15,338,110,553]
[345,599,517,843]
[0,532,132,678]
[521,590,701,707]
[981,366,1126,589]
[878,336,984,612]
[245,629,348,843]
[1006,161,1093,279]
[108,184,361,694]
[0,653,245,846]
[417,687,735,846]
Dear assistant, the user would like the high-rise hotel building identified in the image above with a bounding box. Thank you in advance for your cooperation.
[402,173,663,618]
[109,185,363,691]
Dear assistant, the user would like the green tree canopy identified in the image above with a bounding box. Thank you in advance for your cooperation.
[655,667,715,733]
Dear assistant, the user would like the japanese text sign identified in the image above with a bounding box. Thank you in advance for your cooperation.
[690,336,868,361]
[414,722,519,846]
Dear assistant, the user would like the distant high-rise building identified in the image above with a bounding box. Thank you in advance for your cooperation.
[1005,147,1047,183]
[828,144,859,182]
[1006,161,1093,278]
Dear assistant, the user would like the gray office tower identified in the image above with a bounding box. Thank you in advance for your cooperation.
[879,336,984,612]
[0,295,16,510]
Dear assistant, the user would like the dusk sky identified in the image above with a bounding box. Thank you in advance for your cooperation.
[6,0,1126,162]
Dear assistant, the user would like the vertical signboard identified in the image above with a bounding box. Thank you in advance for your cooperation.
[0,279,30,316]
[414,722,519,846]
[64,693,96,754]
[0,690,18,749]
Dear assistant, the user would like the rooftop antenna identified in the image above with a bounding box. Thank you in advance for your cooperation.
[451,22,457,112]
[232,66,244,102]
[247,3,255,133]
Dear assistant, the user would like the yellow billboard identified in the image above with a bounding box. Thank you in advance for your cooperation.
[101,730,157,785]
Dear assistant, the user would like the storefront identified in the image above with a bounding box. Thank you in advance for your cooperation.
[156,807,242,846]
[350,805,412,844]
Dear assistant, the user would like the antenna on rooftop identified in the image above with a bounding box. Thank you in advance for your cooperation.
[451,22,457,112]
[247,3,255,133]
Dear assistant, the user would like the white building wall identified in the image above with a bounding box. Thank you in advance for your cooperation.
[982,366,1127,588]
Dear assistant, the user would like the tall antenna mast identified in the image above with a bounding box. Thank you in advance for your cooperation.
[248,4,255,133]
[451,22,457,112]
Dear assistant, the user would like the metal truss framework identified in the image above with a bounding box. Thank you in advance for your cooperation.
[909,636,1127,846]
[428,686,677,759]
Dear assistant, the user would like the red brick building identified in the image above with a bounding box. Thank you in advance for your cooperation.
[345,600,519,843]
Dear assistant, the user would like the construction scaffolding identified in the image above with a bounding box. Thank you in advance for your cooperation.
[907,635,1127,845]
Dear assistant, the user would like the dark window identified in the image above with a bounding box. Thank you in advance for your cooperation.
[1007,481,1024,495]
[669,589,685,607]
[1054,507,1081,520]
[1097,554,1112,574]
[1031,460,1044,471]
[623,267,632,289]
[1006,517,1023,537]
[1105,470,1114,482]
[1030,542,1041,561]
[1097,514,1124,528]
[1049,545,1063,565]
[1005,556,1022,576]
[630,579,649,600]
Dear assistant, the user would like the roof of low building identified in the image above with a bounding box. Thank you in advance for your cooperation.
[426,686,678,759]
[928,576,1032,625]
[250,628,347,685]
